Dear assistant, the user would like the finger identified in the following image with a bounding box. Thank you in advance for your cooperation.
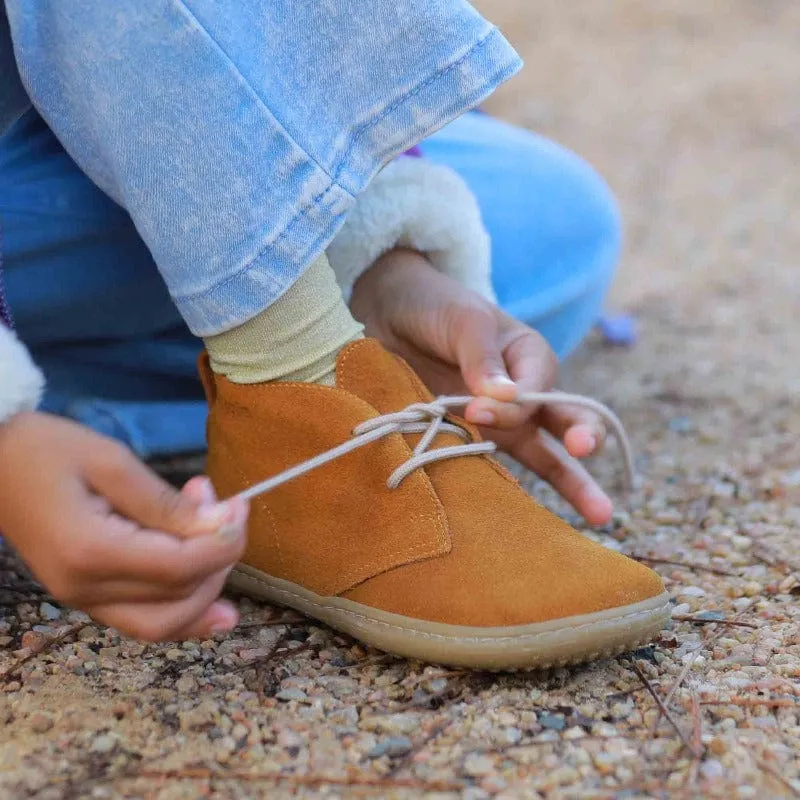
[511,429,613,527]
[465,396,529,430]
[505,328,558,396]
[537,405,608,458]
[89,569,236,642]
[74,500,248,588]
[465,327,559,429]
[64,573,212,607]
[451,307,517,402]
[171,599,240,640]
[85,444,233,538]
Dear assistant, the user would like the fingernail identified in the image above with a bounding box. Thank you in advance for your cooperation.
[195,502,232,529]
[586,434,598,451]
[471,410,495,426]
[490,375,515,386]
[209,621,235,634]
[209,604,238,633]
[217,521,240,539]
[196,476,217,506]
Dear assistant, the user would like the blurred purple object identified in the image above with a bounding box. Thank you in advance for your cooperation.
[597,314,637,346]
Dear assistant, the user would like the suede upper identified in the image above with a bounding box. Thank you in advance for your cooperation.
[202,338,664,627]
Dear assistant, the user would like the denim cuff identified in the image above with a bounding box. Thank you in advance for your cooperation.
[174,28,519,335]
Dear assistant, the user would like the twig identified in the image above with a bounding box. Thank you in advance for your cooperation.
[671,614,759,629]
[232,640,310,673]
[626,658,700,757]
[683,692,704,789]
[755,756,800,798]
[650,612,749,735]
[130,767,464,793]
[690,693,703,754]
[628,554,739,577]
[751,546,800,576]
[0,622,83,681]
[700,697,799,709]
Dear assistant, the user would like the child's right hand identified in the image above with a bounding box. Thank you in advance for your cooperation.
[0,412,248,642]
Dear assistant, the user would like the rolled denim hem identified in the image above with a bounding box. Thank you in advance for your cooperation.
[173,27,521,337]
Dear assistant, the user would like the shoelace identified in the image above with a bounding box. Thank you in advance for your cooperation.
[232,393,633,504]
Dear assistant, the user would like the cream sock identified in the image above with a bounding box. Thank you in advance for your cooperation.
[205,254,363,385]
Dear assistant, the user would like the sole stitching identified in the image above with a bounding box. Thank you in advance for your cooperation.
[230,569,670,646]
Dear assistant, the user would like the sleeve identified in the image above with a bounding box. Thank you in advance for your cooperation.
[0,325,44,425]
[327,153,496,303]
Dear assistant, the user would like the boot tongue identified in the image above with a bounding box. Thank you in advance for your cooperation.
[335,338,434,414]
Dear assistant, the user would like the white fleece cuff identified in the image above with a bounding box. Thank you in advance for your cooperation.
[327,157,495,303]
[0,325,44,424]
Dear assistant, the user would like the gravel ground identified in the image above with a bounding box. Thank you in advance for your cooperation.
[2,2,799,798]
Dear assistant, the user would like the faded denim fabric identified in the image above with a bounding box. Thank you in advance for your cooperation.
[4,0,520,335]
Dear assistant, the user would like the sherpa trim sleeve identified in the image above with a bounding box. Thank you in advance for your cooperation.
[0,227,44,425]
[327,155,495,303]
[0,324,45,425]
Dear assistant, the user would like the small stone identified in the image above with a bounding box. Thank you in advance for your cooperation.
[463,753,495,777]
[678,587,706,598]
[39,603,62,621]
[367,736,413,759]
[700,759,724,780]
[360,713,420,735]
[175,675,197,694]
[276,688,309,703]
[20,631,47,653]
[165,648,183,662]
[672,603,692,615]
[695,610,726,622]
[90,733,118,754]
[29,711,54,733]
[78,626,98,642]
[538,713,566,731]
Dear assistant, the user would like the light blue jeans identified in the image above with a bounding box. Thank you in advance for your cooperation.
[1,110,621,459]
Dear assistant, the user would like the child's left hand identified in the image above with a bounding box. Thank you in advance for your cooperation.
[350,248,614,526]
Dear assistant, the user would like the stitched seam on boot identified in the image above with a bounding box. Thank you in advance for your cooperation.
[216,432,285,575]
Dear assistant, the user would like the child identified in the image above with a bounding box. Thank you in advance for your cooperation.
[0,1,668,667]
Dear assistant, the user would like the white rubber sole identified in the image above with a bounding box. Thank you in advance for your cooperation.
[228,565,671,670]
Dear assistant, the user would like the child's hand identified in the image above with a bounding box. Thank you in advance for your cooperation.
[0,412,248,641]
[351,249,613,526]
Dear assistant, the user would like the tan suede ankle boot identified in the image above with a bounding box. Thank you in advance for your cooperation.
[200,338,669,670]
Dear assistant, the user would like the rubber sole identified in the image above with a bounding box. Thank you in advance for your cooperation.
[228,565,671,671]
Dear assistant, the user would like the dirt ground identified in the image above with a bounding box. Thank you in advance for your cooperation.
[1,2,799,798]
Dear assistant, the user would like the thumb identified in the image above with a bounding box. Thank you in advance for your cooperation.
[87,445,232,538]
[451,307,517,402]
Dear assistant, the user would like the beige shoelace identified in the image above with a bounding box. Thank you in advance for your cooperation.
[232,393,633,504]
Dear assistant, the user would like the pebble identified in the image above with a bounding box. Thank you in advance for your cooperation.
[175,675,197,694]
[39,603,61,621]
[276,689,309,703]
[29,711,54,733]
[20,631,47,653]
[89,734,118,755]
[700,759,724,780]
[463,753,495,777]
[678,587,706,598]
[538,713,566,731]
[367,736,413,758]
[360,713,420,735]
